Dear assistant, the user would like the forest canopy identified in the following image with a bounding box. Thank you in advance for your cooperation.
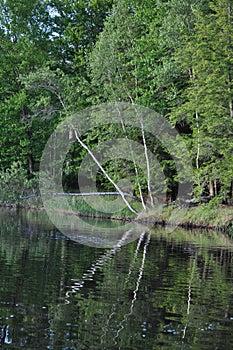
[0,0,232,206]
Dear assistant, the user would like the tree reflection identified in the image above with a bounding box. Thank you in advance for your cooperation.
[0,209,233,349]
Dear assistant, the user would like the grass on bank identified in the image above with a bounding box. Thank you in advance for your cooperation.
[44,195,233,232]
[44,195,143,220]
[156,202,233,232]
[2,190,233,235]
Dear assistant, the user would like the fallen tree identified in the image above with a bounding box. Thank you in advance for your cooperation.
[19,191,141,202]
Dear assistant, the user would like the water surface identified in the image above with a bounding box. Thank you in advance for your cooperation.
[0,209,233,349]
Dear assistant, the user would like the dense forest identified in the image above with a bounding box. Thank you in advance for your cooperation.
[0,0,232,207]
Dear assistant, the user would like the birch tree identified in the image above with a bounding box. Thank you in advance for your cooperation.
[89,0,165,205]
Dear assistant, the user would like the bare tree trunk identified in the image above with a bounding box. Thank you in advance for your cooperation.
[116,105,147,210]
[188,70,200,174]
[140,118,154,206]
[209,181,214,197]
[72,125,138,214]
[190,70,201,194]
[115,68,154,207]
[106,24,154,208]
[214,178,218,196]
[28,153,34,174]
[107,71,146,210]
[195,109,200,171]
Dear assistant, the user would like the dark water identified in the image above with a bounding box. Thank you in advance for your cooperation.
[0,209,233,350]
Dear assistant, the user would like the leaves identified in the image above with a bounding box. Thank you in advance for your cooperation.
[1,0,233,204]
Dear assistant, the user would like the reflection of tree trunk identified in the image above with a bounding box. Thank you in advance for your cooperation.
[0,325,7,346]
[224,287,233,320]
[59,240,66,300]
[65,228,137,303]
[114,233,151,344]
[101,231,146,344]
[182,283,191,339]
[125,231,146,283]
[72,125,138,214]
[182,255,197,339]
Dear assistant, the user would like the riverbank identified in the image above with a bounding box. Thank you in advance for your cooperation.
[149,203,233,233]
[1,198,233,235]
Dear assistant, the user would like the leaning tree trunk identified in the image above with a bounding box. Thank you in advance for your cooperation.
[72,125,138,214]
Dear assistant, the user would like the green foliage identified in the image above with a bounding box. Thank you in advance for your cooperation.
[0,0,233,211]
[67,195,142,219]
[170,0,233,199]
[0,161,38,204]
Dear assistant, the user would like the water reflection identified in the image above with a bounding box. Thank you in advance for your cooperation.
[46,209,147,248]
[0,209,233,349]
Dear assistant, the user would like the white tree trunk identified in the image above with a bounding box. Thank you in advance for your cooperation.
[72,125,138,214]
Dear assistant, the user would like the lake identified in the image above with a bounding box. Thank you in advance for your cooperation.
[0,208,233,349]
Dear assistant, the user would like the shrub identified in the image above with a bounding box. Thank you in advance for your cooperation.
[0,162,38,204]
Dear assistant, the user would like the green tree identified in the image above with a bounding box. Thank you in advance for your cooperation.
[0,0,52,171]
[89,0,196,201]
[171,0,233,201]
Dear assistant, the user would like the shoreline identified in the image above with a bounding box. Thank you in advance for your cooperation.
[1,202,233,234]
